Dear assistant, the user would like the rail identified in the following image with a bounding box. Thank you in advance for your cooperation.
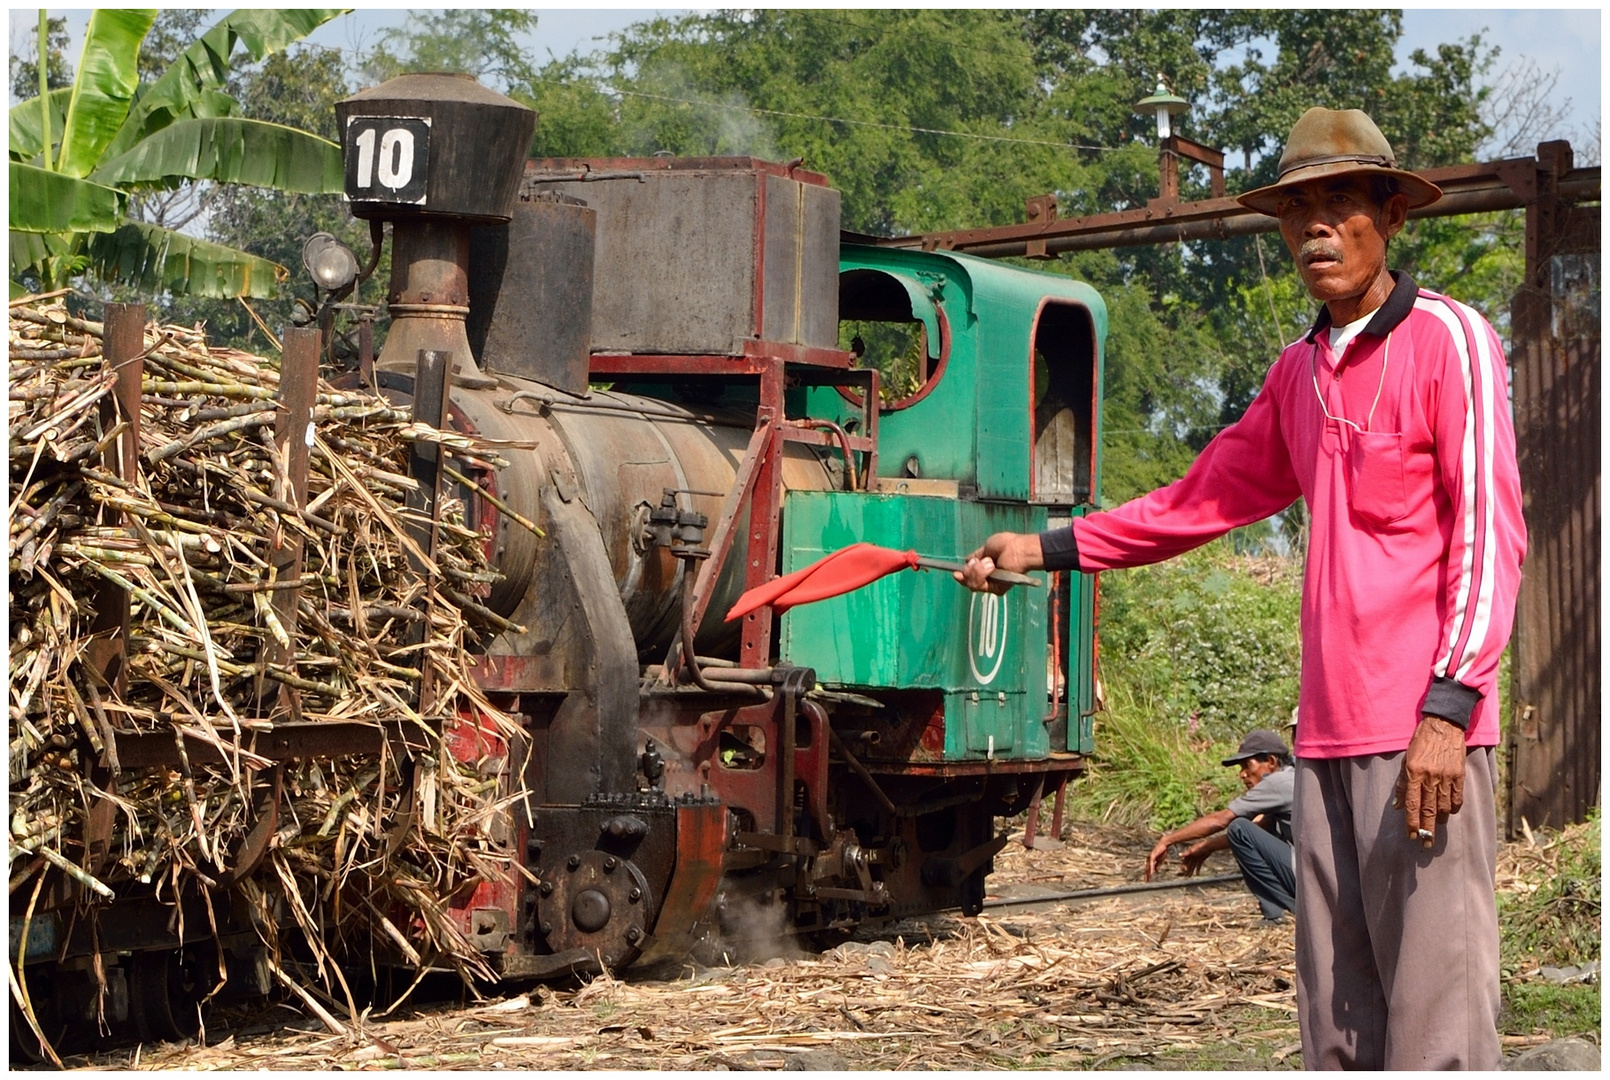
[982,872,1243,910]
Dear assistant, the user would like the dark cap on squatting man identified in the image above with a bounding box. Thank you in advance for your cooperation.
[1237,107,1444,216]
[1222,729,1290,766]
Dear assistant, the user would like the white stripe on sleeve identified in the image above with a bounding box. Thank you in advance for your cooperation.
[1451,298,1499,682]
[1414,297,1484,680]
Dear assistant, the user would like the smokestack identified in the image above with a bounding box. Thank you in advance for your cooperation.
[336,73,535,376]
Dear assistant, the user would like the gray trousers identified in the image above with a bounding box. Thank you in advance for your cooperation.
[1225,815,1297,919]
[1293,748,1500,1070]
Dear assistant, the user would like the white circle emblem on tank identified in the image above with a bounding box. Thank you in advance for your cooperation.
[967,591,1009,685]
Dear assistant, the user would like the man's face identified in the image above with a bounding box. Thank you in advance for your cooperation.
[1274,176,1407,305]
[1238,754,1279,789]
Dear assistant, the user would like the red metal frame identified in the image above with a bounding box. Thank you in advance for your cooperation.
[587,340,858,377]
[593,342,880,671]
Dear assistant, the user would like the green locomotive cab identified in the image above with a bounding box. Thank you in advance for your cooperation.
[784,247,1106,761]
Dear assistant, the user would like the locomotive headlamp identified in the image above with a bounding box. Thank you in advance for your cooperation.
[1134,75,1189,141]
[301,232,360,292]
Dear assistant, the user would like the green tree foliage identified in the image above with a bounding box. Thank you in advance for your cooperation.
[530,10,1112,236]
[7,8,348,298]
[9,13,72,99]
[362,9,540,91]
[135,8,208,84]
[160,42,376,351]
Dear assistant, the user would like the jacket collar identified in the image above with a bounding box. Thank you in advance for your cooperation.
[1303,270,1418,344]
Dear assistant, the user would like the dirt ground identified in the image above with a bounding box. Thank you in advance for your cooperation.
[62,822,1307,1071]
[55,820,1584,1071]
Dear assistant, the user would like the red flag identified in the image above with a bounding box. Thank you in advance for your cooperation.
[725,543,920,621]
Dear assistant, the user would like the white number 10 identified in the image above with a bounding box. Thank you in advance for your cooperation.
[353,126,415,191]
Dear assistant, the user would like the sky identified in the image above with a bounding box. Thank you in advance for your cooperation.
[11,6,1602,151]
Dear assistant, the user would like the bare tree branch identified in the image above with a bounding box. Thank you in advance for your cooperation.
[1479,58,1599,165]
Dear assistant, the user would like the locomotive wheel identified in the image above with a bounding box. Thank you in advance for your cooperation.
[129,949,206,1044]
[10,973,67,1065]
[535,851,652,972]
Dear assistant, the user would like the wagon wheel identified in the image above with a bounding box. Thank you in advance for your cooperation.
[9,977,68,1065]
[129,948,208,1044]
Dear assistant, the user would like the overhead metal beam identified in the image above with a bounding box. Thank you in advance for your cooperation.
[878,159,1601,257]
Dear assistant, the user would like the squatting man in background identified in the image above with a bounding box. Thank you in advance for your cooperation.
[1144,729,1295,923]
[957,107,1525,1070]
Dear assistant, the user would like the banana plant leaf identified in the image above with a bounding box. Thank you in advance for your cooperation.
[86,221,286,298]
[9,88,73,163]
[106,8,349,160]
[9,162,127,233]
[56,9,158,178]
[9,230,73,281]
[92,118,342,193]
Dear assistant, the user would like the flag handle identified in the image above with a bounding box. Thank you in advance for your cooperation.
[915,557,1041,588]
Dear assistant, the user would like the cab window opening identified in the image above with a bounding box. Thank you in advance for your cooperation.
[1032,302,1097,506]
[840,319,928,403]
[838,268,946,409]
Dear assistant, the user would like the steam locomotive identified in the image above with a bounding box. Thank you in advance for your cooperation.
[13,72,1107,1045]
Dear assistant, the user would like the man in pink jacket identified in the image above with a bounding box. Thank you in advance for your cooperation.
[959,107,1525,1070]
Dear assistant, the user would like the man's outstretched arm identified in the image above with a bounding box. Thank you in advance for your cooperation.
[957,377,1302,594]
[1144,808,1236,881]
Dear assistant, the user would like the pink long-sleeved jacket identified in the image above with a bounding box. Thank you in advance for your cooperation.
[1042,273,1526,759]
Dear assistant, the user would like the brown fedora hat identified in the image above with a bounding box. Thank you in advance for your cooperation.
[1237,107,1442,216]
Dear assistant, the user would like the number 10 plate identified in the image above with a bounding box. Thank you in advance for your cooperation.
[344,115,432,205]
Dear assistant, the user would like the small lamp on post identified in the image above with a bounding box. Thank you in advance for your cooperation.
[1135,75,1190,203]
[1135,75,1189,141]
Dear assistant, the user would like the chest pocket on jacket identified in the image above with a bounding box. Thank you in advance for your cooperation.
[1345,430,1409,527]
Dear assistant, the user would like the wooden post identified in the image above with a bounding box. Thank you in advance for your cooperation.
[1506,141,1601,834]
[82,302,144,877]
[407,349,453,716]
[255,327,320,720]
[83,304,145,694]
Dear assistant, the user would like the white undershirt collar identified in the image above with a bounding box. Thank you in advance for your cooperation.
[1327,310,1375,357]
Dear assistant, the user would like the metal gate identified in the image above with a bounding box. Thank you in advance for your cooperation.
[1506,141,1601,833]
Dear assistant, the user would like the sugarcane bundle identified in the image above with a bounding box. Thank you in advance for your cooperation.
[8,294,530,999]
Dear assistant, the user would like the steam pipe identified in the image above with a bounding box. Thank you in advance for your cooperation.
[376,219,476,373]
[679,569,764,697]
[787,419,859,490]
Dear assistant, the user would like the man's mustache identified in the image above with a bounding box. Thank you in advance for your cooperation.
[1301,240,1343,262]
